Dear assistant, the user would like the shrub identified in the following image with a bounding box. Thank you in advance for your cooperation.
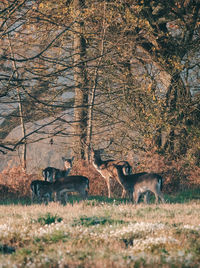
[0,165,41,201]
[0,153,199,200]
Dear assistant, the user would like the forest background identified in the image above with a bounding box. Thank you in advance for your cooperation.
[0,0,200,199]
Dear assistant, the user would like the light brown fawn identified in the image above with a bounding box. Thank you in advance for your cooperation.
[91,149,132,198]
[114,164,165,204]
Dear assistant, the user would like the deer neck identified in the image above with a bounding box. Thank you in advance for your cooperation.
[65,168,71,173]
[62,169,70,176]
[93,155,104,170]
[116,167,127,185]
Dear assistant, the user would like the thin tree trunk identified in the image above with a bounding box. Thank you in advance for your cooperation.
[7,33,27,170]
[86,3,107,161]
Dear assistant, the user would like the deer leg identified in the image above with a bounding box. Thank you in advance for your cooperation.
[79,188,87,200]
[121,188,127,198]
[64,192,68,204]
[155,184,165,204]
[55,191,61,203]
[127,189,133,201]
[61,192,68,205]
[106,178,111,198]
[156,185,165,204]
[84,189,88,200]
[32,185,39,203]
[47,192,52,204]
[154,193,159,204]
[133,191,139,204]
[136,193,141,204]
[43,195,49,205]
[37,190,42,204]
[143,191,150,204]
[31,192,35,203]
[159,192,165,204]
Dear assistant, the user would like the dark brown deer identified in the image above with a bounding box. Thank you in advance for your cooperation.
[42,157,74,183]
[90,148,132,198]
[38,176,89,205]
[30,180,52,204]
[114,164,165,204]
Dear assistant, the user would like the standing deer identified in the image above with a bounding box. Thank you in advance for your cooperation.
[42,156,74,182]
[114,164,165,204]
[30,180,53,204]
[36,176,89,205]
[90,148,132,198]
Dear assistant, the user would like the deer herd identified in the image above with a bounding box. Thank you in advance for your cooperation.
[30,147,165,205]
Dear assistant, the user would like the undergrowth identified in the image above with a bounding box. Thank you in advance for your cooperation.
[0,152,199,203]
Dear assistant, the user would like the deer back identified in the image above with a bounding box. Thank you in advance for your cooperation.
[55,176,89,191]
[31,180,52,194]
[133,173,163,192]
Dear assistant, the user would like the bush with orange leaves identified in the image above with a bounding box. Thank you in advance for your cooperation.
[0,166,41,201]
[0,161,118,201]
[133,150,200,193]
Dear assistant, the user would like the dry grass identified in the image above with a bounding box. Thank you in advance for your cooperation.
[0,201,200,267]
[0,156,199,266]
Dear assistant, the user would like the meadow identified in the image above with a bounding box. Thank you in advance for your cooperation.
[0,160,200,267]
[0,192,200,268]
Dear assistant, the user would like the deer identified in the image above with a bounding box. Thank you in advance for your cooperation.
[30,180,53,204]
[90,148,132,198]
[42,156,74,183]
[36,176,89,205]
[114,164,165,204]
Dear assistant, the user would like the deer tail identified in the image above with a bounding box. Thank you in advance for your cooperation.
[157,175,163,191]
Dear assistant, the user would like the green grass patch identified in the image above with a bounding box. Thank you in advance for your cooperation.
[0,188,199,206]
[36,213,63,225]
[165,188,200,203]
[0,197,31,206]
[72,215,124,227]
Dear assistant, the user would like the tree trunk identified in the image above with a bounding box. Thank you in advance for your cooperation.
[155,71,191,158]
[73,0,88,160]
[17,89,27,171]
[7,33,27,170]
[86,2,107,161]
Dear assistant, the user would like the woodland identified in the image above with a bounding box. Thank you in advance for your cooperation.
[0,2,200,266]
[0,0,200,192]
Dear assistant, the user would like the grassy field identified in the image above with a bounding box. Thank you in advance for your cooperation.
[0,190,200,268]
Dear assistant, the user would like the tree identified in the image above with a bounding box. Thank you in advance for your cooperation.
[0,0,199,166]
[0,0,75,155]
[72,0,89,160]
[133,1,199,157]
[88,0,200,159]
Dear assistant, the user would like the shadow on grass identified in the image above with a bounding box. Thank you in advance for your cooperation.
[0,188,199,206]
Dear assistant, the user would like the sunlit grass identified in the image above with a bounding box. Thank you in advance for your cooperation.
[0,195,200,267]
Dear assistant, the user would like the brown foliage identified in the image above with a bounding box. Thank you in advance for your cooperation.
[69,160,109,197]
[136,150,200,193]
[0,166,41,201]
[0,153,199,200]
